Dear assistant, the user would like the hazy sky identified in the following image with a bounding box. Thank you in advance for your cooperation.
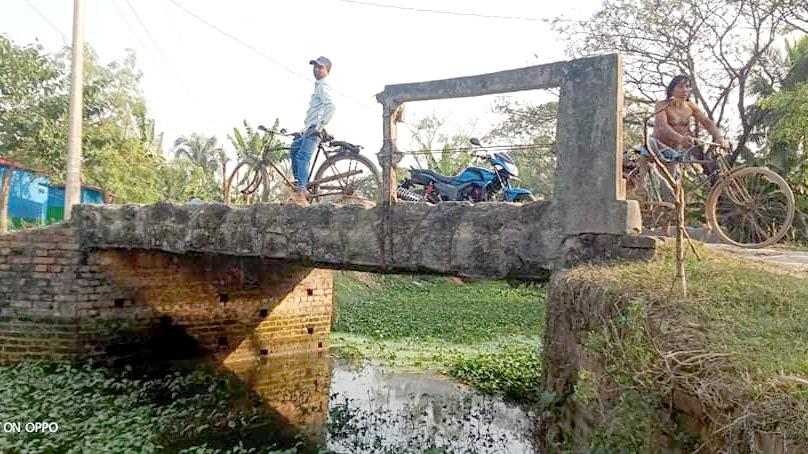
[2,0,601,162]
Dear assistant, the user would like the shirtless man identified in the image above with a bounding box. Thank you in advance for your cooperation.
[628,75,729,203]
[652,74,729,154]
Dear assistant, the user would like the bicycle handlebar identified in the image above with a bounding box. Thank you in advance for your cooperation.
[692,137,730,150]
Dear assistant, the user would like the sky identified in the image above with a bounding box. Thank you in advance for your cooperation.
[2,0,601,164]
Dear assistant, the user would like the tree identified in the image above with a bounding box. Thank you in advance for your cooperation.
[226,120,291,202]
[406,113,477,177]
[555,0,804,156]
[227,119,286,162]
[1,36,218,229]
[172,133,221,176]
[0,36,62,232]
[158,159,219,203]
[486,97,558,198]
[756,34,808,238]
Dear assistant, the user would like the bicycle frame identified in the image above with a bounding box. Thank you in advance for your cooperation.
[639,114,740,200]
[257,131,366,197]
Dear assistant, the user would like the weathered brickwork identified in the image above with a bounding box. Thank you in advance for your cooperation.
[227,351,332,440]
[0,224,333,364]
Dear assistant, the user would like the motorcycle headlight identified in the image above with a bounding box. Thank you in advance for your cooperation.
[503,161,519,177]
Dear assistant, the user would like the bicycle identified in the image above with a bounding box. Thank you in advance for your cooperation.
[224,126,381,205]
[624,123,795,249]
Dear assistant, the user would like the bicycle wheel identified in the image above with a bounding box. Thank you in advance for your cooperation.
[224,158,268,205]
[310,153,381,203]
[705,167,795,248]
[224,158,292,205]
[626,160,675,230]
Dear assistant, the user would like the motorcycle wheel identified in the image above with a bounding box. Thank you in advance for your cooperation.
[511,194,535,204]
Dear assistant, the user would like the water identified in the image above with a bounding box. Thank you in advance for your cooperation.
[225,351,536,453]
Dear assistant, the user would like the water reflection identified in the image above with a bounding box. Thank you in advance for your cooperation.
[227,352,535,453]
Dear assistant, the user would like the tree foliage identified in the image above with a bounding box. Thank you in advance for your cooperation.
[172,133,221,176]
[555,0,806,155]
[486,97,558,198]
[0,35,220,207]
[405,114,476,176]
[227,119,286,163]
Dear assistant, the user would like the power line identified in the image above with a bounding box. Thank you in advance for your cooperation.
[165,0,377,112]
[122,0,172,64]
[336,0,554,22]
[404,143,555,155]
[112,0,201,119]
[24,0,68,44]
[110,0,158,64]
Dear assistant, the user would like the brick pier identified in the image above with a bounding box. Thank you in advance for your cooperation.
[0,224,333,364]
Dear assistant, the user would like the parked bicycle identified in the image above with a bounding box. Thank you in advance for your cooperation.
[224,126,380,205]
[624,119,795,248]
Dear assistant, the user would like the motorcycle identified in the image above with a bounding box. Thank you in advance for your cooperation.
[396,138,536,204]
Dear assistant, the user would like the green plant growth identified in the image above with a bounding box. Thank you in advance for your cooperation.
[560,245,808,451]
[0,362,317,453]
[332,273,547,403]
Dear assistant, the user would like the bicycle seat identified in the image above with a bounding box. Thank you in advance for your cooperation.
[330,140,363,153]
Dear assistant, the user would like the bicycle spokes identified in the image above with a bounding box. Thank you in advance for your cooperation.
[310,154,380,202]
[709,169,795,247]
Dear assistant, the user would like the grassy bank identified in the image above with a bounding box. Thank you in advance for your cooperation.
[559,244,808,452]
[332,273,547,402]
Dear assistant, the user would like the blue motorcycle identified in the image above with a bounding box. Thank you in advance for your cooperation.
[397,138,536,204]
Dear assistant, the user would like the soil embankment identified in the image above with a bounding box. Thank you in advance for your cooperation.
[538,245,808,452]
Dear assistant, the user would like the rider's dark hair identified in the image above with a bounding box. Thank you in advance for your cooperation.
[666,75,691,100]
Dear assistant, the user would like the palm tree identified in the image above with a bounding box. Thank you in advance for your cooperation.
[172,133,221,176]
[216,148,230,196]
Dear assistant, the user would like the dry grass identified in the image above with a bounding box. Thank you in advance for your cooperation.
[566,243,808,450]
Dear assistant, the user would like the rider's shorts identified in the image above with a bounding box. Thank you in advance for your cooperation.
[638,137,683,162]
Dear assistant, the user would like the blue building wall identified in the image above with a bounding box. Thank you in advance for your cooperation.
[0,167,50,227]
[1,164,106,227]
[46,186,105,223]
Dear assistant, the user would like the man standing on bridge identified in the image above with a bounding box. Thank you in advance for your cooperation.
[288,56,336,205]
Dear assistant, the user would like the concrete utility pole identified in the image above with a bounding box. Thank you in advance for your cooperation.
[64,0,84,220]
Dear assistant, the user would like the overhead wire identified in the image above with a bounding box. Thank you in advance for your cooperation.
[23,0,68,44]
[165,0,377,112]
[110,0,160,65]
[403,143,555,155]
[122,0,173,64]
[112,0,202,123]
[335,0,554,22]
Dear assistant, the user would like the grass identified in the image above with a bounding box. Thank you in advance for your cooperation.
[572,244,808,379]
[332,272,547,403]
[562,243,808,451]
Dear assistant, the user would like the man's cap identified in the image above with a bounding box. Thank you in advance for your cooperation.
[309,56,332,71]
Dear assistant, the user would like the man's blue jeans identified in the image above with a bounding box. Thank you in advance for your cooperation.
[290,133,321,193]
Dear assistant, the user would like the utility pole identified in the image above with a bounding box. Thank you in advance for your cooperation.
[64,0,84,220]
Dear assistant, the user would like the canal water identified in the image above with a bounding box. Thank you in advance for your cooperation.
[225,351,536,453]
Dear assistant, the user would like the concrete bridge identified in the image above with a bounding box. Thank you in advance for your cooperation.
[0,53,656,367]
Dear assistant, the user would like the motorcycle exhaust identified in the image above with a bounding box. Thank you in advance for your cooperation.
[396,186,422,201]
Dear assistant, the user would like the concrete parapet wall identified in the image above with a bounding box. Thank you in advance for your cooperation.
[73,201,655,279]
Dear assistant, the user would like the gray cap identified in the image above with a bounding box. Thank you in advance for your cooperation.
[309,56,332,71]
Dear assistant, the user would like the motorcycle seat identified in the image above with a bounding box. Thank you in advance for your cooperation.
[413,168,457,184]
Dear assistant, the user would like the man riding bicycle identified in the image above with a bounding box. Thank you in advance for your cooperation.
[631,75,730,193]
[289,56,336,205]
[651,74,729,157]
